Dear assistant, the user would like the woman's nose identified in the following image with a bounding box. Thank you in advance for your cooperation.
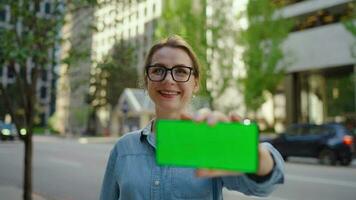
[162,71,175,83]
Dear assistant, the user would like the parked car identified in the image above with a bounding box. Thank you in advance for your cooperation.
[264,123,354,166]
[0,122,17,141]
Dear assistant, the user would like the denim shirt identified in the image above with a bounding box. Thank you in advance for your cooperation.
[100,122,284,200]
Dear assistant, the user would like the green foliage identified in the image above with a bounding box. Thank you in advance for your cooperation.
[48,112,59,133]
[0,1,64,132]
[73,105,91,126]
[343,20,356,36]
[62,46,92,66]
[0,0,98,129]
[155,0,209,100]
[326,74,355,116]
[33,126,48,135]
[89,42,138,108]
[238,0,294,112]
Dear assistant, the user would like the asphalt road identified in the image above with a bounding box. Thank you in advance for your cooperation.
[1,136,356,200]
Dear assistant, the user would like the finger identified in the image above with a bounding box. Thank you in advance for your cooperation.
[195,169,241,177]
[193,108,211,122]
[207,111,229,126]
[229,113,241,122]
[180,112,193,120]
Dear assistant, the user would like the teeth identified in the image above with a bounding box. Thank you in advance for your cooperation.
[160,90,179,95]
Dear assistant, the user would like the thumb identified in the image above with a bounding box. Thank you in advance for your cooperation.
[180,112,193,120]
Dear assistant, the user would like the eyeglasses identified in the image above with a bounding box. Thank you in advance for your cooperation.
[146,64,194,82]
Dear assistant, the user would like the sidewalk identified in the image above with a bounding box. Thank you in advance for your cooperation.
[0,185,47,200]
[32,135,119,144]
[78,136,119,144]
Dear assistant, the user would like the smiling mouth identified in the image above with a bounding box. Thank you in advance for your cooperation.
[158,90,181,96]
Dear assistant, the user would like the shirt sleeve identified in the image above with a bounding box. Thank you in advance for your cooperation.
[221,142,284,197]
[100,147,120,200]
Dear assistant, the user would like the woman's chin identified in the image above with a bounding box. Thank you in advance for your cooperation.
[156,104,183,115]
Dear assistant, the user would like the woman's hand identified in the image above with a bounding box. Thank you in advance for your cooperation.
[181,109,274,178]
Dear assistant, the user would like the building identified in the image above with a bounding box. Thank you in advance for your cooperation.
[54,4,96,135]
[279,0,355,125]
[211,0,355,132]
[92,0,161,70]
[111,88,155,136]
[55,0,162,135]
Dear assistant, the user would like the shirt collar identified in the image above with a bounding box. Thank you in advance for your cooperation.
[141,120,153,136]
[139,119,156,148]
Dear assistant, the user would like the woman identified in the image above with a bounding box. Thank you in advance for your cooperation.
[100,35,284,200]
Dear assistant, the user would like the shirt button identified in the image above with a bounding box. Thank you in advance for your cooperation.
[154,180,160,186]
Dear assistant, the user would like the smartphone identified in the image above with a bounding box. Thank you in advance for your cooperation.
[155,119,259,173]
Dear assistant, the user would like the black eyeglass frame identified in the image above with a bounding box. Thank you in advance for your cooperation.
[146,64,195,83]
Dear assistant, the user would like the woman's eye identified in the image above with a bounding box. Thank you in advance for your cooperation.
[152,67,165,74]
[175,68,189,75]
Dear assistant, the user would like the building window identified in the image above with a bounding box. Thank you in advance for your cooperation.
[7,63,15,79]
[40,87,47,98]
[44,2,51,14]
[40,113,46,126]
[0,8,6,22]
[291,3,355,32]
[35,2,41,13]
[0,5,10,22]
[41,69,48,82]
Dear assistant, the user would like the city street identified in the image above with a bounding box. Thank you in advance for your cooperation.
[1,136,356,200]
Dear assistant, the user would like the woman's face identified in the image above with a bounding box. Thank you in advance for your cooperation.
[147,47,199,116]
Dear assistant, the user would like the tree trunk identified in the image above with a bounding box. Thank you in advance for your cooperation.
[23,132,33,200]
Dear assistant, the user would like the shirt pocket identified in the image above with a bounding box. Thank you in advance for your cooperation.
[171,168,212,199]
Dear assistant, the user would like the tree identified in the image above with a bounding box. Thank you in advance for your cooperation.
[154,0,210,104]
[89,42,138,109]
[88,41,138,134]
[238,0,294,116]
[0,1,97,199]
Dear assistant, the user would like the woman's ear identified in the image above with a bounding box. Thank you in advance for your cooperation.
[193,79,199,93]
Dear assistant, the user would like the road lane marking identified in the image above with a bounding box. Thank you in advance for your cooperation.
[287,174,356,188]
[49,158,81,168]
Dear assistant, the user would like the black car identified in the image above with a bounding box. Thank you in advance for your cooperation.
[265,123,354,166]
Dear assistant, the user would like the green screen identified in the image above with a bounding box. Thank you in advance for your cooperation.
[156,120,259,173]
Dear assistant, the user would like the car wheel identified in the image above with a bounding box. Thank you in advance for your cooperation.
[339,156,352,166]
[319,149,337,165]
